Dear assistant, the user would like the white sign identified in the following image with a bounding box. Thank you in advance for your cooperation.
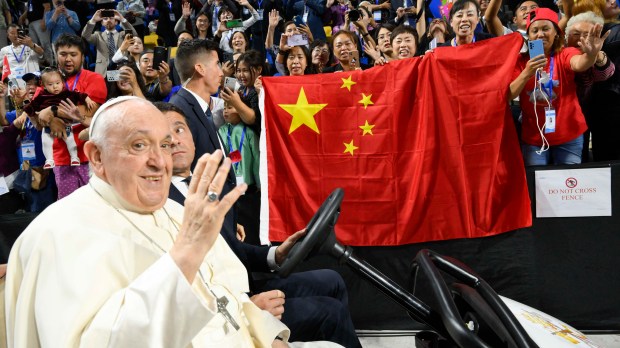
[535,168,611,217]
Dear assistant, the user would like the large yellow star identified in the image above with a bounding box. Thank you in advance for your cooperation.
[359,120,375,136]
[278,87,327,134]
[343,139,359,156]
[358,93,374,109]
[340,75,356,91]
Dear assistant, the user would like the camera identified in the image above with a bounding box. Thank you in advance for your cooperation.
[348,9,361,22]
[101,10,115,18]
[17,28,28,37]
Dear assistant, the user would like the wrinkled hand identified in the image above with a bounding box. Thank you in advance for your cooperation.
[275,229,306,265]
[236,223,246,241]
[578,23,610,58]
[172,150,247,282]
[251,290,286,319]
[268,9,280,28]
[18,35,33,48]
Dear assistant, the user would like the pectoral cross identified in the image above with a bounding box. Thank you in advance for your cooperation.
[216,295,240,330]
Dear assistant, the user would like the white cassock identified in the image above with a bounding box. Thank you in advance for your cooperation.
[4,175,290,348]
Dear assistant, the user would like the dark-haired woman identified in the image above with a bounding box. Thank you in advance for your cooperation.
[509,8,608,165]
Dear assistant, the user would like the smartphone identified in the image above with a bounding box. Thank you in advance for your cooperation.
[101,10,115,18]
[222,52,235,65]
[293,15,305,27]
[106,70,121,82]
[224,77,237,91]
[17,28,28,37]
[225,19,244,29]
[528,39,544,59]
[373,10,382,22]
[350,50,360,68]
[287,34,308,47]
[126,33,133,39]
[8,78,18,89]
[429,38,437,50]
[152,46,168,70]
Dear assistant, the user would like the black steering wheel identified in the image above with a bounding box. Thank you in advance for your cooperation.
[277,188,344,277]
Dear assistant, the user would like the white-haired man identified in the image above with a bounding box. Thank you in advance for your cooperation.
[5,96,341,347]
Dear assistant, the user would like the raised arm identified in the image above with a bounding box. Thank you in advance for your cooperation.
[484,0,505,37]
[570,23,609,73]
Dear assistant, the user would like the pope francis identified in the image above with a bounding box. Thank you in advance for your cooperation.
[4,97,342,348]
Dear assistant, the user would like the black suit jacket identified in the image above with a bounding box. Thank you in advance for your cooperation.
[168,182,271,288]
[169,88,239,238]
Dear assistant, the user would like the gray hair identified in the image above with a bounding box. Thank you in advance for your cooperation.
[565,11,604,40]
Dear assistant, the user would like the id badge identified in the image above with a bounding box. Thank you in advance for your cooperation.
[544,107,556,134]
[29,2,33,12]
[169,13,176,21]
[302,9,309,23]
[20,140,36,161]
[257,9,264,20]
[236,175,245,186]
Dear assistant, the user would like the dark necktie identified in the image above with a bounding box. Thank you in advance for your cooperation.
[107,32,116,63]
[182,176,191,185]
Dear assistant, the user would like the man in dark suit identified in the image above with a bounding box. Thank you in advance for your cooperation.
[157,97,362,347]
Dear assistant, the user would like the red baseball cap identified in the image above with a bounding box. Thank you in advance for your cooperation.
[526,8,562,34]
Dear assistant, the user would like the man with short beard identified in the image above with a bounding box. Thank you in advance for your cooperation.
[82,8,138,77]
[33,34,107,199]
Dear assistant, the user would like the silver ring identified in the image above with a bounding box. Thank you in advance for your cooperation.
[207,191,219,202]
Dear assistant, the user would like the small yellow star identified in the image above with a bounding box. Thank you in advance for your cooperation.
[340,75,356,91]
[359,120,375,136]
[278,87,328,134]
[358,93,374,109]
[343,139,359,156]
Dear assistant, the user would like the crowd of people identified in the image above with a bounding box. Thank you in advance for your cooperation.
[0,0,617,216]
[0,0,618,346]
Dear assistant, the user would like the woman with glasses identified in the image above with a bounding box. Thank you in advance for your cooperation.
[309,39,333,72]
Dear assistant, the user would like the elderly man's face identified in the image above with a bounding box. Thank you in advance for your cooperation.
[97,103,173,211]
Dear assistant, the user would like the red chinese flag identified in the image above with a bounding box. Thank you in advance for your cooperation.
[260,33,532,246]
[1,55,10,82]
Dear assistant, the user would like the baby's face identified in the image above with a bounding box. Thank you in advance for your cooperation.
[43,73,64,95]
